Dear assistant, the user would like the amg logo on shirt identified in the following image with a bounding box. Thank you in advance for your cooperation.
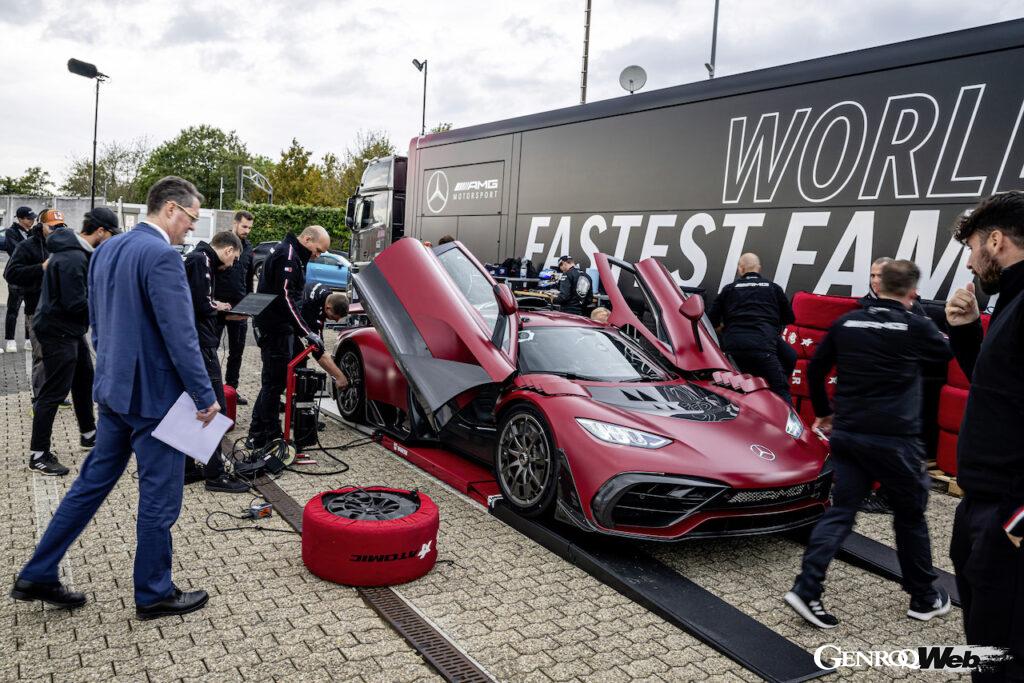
[843,320,908,330]
[735,282,771,288]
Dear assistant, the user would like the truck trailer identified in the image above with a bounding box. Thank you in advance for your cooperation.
[347,19,1024,302]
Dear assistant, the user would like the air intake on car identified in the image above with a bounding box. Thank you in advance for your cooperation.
[593,474,728,529]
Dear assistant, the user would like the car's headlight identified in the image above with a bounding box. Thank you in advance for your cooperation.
[576,418,671,449]
[785,407,804,439]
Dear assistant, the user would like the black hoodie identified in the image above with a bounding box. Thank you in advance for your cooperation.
[3,225,48,314]
[949,260,1024,535]
[184,241,225,348]
[33,228,92,338]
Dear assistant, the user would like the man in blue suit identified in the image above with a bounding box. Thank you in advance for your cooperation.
[10,177,221,620]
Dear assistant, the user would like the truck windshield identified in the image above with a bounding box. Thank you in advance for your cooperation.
[517,327,671,382]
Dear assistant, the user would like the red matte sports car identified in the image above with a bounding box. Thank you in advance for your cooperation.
[333,238,831,540]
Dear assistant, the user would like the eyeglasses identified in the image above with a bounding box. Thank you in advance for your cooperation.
[172,202,200,224]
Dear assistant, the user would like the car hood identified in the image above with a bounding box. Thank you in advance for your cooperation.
[574,382,827,486]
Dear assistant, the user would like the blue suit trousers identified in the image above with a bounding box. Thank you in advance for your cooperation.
[19,404,186,606]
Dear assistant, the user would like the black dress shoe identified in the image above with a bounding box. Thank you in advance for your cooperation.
[10,578,87,609]
[235,393,249,406]
[136,588,209,620]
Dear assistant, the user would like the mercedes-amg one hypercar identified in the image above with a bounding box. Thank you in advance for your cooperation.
[333,238,831,540]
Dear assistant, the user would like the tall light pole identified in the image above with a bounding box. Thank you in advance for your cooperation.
[705,0,720,79]
[67,58,108,209]
[412,59,428,136]
[580,0,592,104]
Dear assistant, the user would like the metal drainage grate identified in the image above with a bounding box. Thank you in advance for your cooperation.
[358,586,495,683]
[243,455,494,683]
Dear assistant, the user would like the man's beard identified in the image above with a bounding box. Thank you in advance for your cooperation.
[975,244,1003,295]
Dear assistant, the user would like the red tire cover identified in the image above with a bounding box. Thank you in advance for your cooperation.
[792,292,860,330]
[790,360,837,399]
[936,429,958,476]
[784,326,828,360]
[946,314,991,388]
[223,385,237,432]
[302,487,439,586]
[937,385,969,433]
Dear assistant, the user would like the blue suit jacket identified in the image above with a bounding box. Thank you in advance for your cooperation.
[89,223,216,419]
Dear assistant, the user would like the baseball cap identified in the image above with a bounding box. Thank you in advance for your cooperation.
[558,255,574,264]
[39,209,66,227]
[15,206,36,220]
[85,207,120,233]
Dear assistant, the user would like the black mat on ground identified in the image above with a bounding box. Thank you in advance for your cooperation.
[491,502,828,683]
[838,532,961,606]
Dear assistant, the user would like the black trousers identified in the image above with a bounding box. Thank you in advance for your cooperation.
[248,330,292,446]
[221,317,248,389]
[30,334,96,452]
[951,497,1024,682]
[199,346,226,480]
[5,285,25,340]
[729,347,792,402]
[793,430,939,602]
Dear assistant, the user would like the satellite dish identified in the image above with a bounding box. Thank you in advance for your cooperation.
[619,65,647,94]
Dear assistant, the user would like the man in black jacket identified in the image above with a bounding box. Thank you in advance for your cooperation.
[945,191,1024,682]
[27,209,119,476]
[247,226,348,449]
[784,260,953,629]
[215,210,255,405]
[184,231,248,493]
[2,206,35,353]
[553,255,590,315]
[5,220,52,397]
[708,253,796,401]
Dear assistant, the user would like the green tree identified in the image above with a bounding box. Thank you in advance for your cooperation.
[136,125,252,208]
[429,122,453,133]
[61,138,151,202]
[339,130,396,204]
[265,138,325,206]
[0,167,54,195]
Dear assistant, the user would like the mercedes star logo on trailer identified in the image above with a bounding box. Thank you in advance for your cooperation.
[426,170,449,214]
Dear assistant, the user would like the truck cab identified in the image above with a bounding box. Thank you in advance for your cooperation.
[346,156,407,267]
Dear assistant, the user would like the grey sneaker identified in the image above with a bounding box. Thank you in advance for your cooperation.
[785,591,839,629]
[908,587,951,621]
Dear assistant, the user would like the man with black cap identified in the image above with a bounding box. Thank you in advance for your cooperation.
[215,210,255,405]
[4,213,55,397]
[553,255,591,315]
[3,206,37,353]
[27,208,120,476]
[183,230,249,493]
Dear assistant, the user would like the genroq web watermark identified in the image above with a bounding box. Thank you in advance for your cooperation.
[814,644,1012,672]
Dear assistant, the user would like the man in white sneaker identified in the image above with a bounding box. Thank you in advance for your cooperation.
[784,260,953,629]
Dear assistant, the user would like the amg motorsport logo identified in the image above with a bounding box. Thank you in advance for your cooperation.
[426,170,500,214]
[351,541,433,563]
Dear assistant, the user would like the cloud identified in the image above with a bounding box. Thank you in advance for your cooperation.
[162,9,237,45]
[0,0,46,25]
[502,16,563,46]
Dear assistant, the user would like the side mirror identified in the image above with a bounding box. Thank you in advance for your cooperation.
[679,294,705,321]
[345,197,356,229]
[679,294,705,351]
[494,283,518,316]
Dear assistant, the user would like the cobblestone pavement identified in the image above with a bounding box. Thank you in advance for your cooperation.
[0,321,971,681]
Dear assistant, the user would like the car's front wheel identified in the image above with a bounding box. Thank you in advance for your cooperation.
[495,406,559,517]
[335,346,366,422]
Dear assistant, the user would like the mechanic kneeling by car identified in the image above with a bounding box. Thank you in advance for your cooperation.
[247,225,349,450]
[784,259,953,630]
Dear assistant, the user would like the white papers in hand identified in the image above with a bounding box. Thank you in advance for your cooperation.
[152,392,233,464]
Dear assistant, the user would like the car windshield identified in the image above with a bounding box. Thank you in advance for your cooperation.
[517,326,671,382]
[436,247,499,331]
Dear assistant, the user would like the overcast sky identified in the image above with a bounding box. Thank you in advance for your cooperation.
[1,0,1020,184]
